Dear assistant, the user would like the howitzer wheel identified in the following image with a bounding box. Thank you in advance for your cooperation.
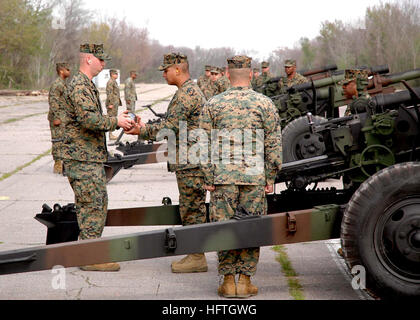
[341,162,420,299]
[359,144,395,178]
[282,115,327,163]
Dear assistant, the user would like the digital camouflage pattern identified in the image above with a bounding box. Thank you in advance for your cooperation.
[138,72,207,226]
[63,160,108,240]
[48,77,67,160]
[214,75,231,95]
[284,59,296,67]
[139,78,206,173]
[79,43,111,61]
[62,71,118,162]
[158,52,188,71]
[338,69,369,85]
[197,74,210,92]
[62,69,118,240]
[200,60,282,276]
[278,72,308,92]
[124,77,137,112]
[211,184,265,276]
[253,71,273,93]
[200,86,282,186]
[106,77,122,117]
[176,168,207,226]
[227,55,252,69]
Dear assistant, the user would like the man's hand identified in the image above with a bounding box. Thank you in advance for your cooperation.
[108,105,113,109]
[204,185,215,192]
[124,123,140,135]
[265,184,273,194]
[117,111,134,131]
[126,100,131,105]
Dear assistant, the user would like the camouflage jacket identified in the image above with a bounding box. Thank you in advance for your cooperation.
[106,78,122,107]
[214,76,231,95]
[139,78,206,172]
[201,79,216,100]
[124,77,137,102]
[200,86,283,186]
[61,71,118,162]
[197,74,210,91]
[48,77,67,159]
[279,73,308,91]
[254,72,273,93]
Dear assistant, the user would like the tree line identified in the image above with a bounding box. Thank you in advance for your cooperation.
[0,0,418,90]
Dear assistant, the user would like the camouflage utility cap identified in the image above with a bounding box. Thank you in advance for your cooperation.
[261,61,269,68]
[109,69,118,75]
[80,43,111,61]
[284,59,296,67]
[56,62,70,70]
[253,68,259,72]
[210,67,220,74]
[227,55,252,69]
[158,52,188,71]
[205,65,212,71]
[339,69,369,85]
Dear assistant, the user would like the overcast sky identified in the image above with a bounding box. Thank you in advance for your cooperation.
[83,0,392,60]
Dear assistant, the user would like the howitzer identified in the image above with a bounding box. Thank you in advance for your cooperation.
[274,67,420,128]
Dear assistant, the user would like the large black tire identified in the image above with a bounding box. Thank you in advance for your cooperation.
[282,115,327,163]
[341,162,420,299]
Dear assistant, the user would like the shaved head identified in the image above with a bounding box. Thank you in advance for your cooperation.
[228,68,252,83]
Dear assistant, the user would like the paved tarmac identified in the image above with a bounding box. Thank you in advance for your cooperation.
[0,83,372,301]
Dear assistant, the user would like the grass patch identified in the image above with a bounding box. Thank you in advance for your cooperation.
[273,245,305,300]
[0,148,51,182]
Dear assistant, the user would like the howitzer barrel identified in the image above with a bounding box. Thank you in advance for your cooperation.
[298,64,338,77]
[378,68,420,87]
[371,86,420,109]
[292,65,391,92]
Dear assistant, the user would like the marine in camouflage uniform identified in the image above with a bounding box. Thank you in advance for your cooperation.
[254,61,273,93]
[278,59,308,93]
[197,65,211,93]
[128,52,208,273]
[106,69,122,140]
[200,55,282,298]
[48,62,70,174]
[338,69,370,116]
[251,67,260,90]
[214,67,231,95]
[124,71,138,112]
[62,44,119,241]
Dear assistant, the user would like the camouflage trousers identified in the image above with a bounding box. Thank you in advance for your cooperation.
[63,160,108,240]
[175,168,207,226]
[125,100,136,113]
[210,184,266,276]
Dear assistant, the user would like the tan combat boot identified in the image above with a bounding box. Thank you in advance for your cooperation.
[79,262,120,272]
[218,274,236,298]
[53,160,63,174]
[171,253,208,273]
[236,274,258,298]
